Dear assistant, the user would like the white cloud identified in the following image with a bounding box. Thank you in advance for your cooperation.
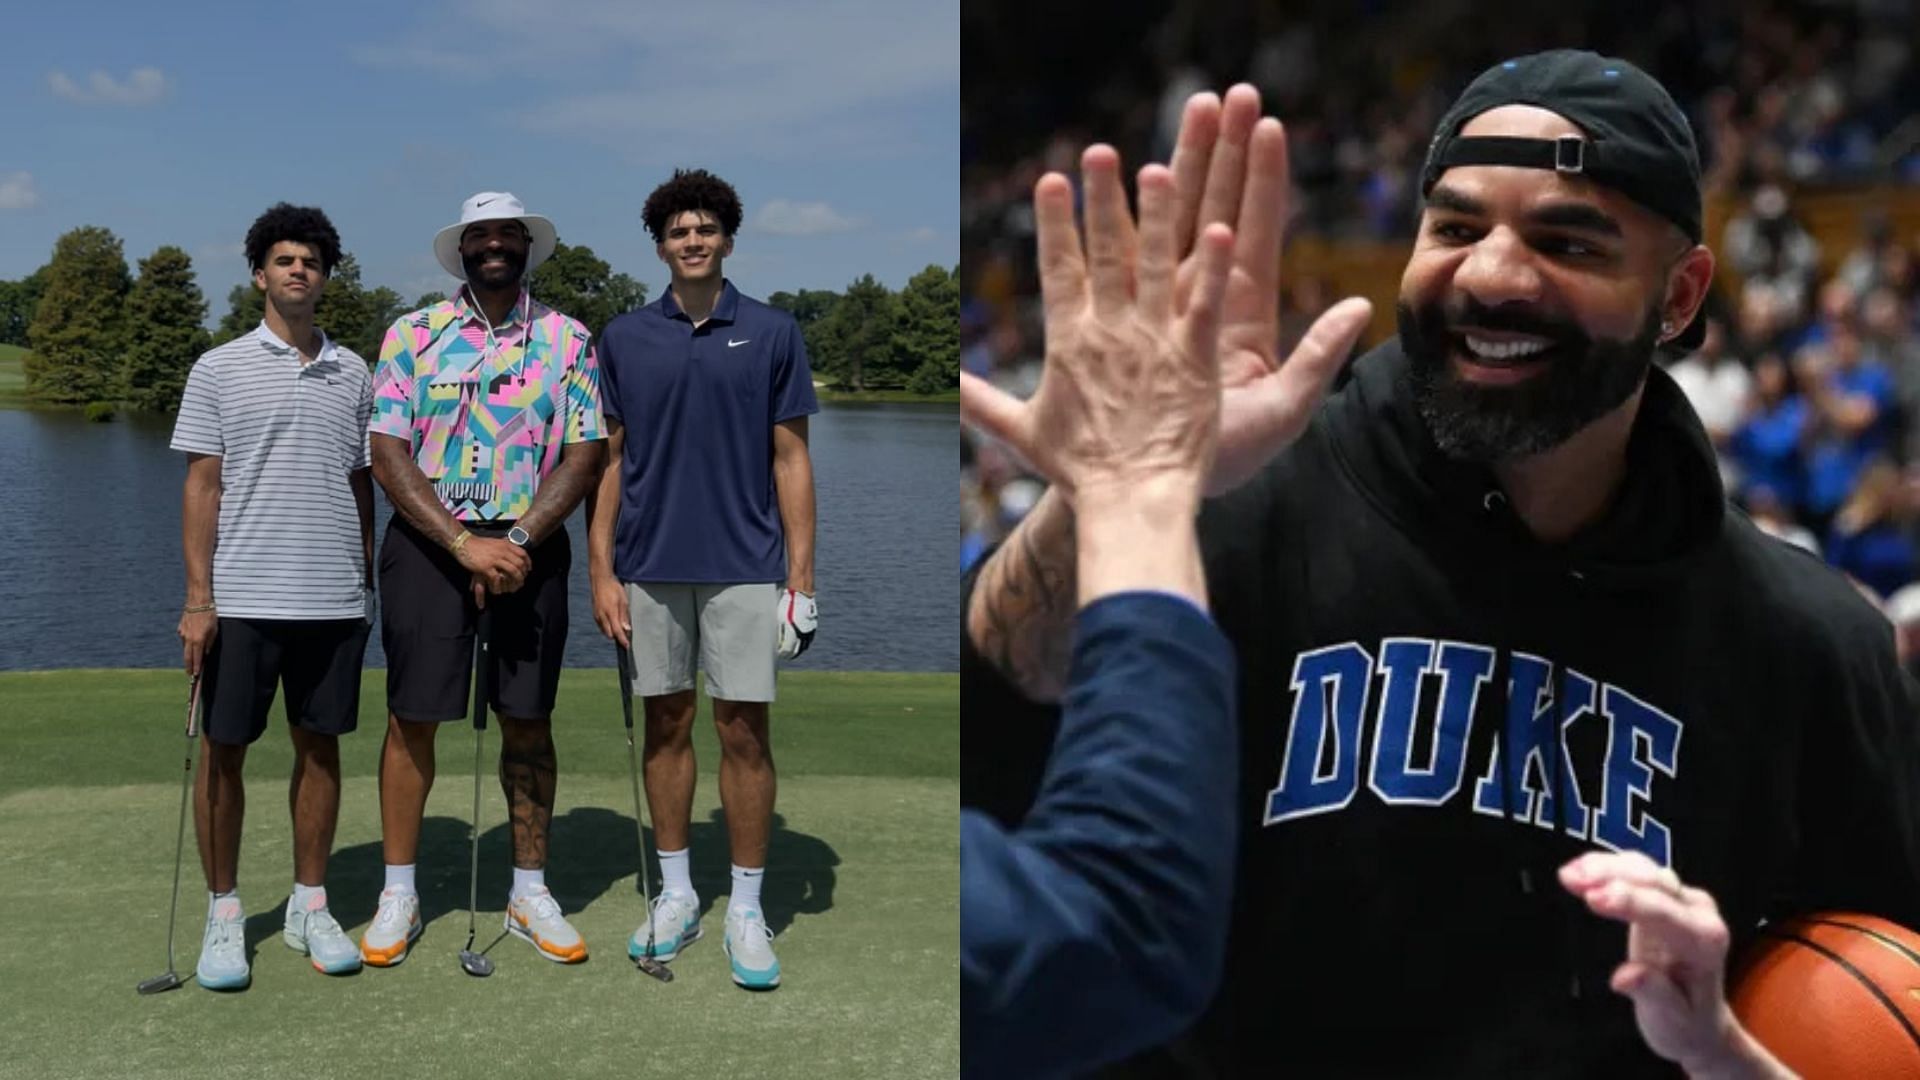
[754,200,857,236]
[47,67,171,106]
[904,226,939,242]
[365,0,954,156]
[0,172,38,210]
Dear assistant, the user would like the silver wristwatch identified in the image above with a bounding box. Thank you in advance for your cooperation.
[507,526,531,548]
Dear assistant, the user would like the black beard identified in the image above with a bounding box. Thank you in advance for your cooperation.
[462,247,527,286]
[1397,297,1659,463]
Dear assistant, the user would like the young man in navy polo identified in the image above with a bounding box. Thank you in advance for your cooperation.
[586,168,818,989]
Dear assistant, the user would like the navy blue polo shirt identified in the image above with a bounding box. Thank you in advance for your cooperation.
[598,280,819,583]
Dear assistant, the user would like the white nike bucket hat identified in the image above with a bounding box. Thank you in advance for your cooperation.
[433,191,558,280]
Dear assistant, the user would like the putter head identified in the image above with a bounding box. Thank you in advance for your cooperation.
[633,955,674,983]
[459,950,494,977]
[136,972,183,995]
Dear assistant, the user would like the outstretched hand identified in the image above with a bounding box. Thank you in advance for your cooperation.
[1168,85,1373,495]
[960,145,1236,508]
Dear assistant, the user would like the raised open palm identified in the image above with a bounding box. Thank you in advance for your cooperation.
[1166,85,1374,495]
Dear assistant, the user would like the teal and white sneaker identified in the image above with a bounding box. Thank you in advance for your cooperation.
[723,907,781,990]
[195,898,250,991]
[628,891,701,962]
[283,895,362,975]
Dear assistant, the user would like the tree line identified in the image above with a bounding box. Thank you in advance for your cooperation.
[1,225,958,414]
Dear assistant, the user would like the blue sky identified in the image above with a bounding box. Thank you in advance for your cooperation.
[0,0,957,320]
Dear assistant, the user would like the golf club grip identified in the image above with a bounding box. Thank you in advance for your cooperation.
[616,646,635,730]
[184,674,201,739]
[471,608,493,731]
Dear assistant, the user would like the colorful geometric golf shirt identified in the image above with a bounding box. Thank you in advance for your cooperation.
[369,287,604,521]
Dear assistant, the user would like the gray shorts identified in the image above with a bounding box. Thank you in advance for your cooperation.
[625,582,778,702]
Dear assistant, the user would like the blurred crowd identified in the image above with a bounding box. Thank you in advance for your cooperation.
[962,0,1920,639]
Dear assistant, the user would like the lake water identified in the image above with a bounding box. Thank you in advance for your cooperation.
[0,402,957,673]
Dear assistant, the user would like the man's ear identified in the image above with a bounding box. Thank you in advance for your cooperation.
[1663,243,1715,342]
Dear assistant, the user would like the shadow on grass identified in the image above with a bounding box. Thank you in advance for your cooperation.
[236,806,841,946]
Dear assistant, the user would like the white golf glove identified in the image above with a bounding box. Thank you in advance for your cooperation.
[777,588,817,660]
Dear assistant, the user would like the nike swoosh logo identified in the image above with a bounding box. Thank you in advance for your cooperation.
[476,196,500,207]
[728,338,750,348]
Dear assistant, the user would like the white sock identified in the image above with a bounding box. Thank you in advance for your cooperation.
[208,889,240,920]
[728,864,765,916]
[290,882,327,912]
[658,848,694,898]
[384,864,416,894]
[511,866,545,900]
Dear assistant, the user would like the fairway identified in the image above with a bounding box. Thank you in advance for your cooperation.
[0,669,958,1079]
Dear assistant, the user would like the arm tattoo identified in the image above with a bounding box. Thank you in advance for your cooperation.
[968,492,1077,702]
[370,436,463,547]
[499,736,558,869]
[516,442,605,544]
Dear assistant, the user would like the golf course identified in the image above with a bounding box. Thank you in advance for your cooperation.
[0,668,958,1079]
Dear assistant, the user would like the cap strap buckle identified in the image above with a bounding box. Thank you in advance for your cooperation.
[1554,135,1585,175]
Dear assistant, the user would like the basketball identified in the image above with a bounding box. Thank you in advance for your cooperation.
[1730,913,1920,1078]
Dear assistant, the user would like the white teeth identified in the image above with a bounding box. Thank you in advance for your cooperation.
[1463,335,1550,361]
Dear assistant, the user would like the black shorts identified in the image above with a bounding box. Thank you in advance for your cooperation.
[202,618,371,747]
[379,517,570,723]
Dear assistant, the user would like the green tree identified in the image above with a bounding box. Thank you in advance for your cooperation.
[528,240,648,339]
[0,266,48,347]
[413,291,448,310]
[895,264,959,395]
[313,254,407,364]
[811,275,899,390]
[25,226,131,405]
[213,280,264,346]
[122,246,212,412]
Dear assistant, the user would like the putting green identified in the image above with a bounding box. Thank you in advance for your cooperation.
[0,669,958,1079]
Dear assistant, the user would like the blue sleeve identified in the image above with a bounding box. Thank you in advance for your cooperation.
[598,324,624,427]
[771,316,819,425]
[961,592,1238,1080]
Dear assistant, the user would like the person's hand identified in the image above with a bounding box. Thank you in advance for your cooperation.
[1166,85,1374,495]
[1560,851,1793,1078]
[959,144,1236,507]
[178,608,217,677]
[592,573,630,649]
[456,535,530,595]
[777,588,817,660]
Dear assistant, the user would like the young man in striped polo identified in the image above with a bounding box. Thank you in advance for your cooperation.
[171,204,376,991]
[360,193,606,968]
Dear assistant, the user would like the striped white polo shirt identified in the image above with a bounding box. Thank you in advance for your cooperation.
[170,323,374,620]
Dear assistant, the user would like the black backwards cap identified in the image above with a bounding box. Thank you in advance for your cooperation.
[1421,49,1707,349]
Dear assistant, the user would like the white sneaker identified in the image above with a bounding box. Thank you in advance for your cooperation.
[195,898,249,991]
[284,894,361,974]
[629,890,702,962]
[723,907,781,990]
[505,886,587,963]
[358,888,421,967]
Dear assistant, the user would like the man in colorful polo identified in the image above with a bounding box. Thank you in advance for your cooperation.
[360,192,606,968]
[586,169,819,990]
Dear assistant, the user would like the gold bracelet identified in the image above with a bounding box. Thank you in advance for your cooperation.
[450,529,474,556]
[183,603,216,614]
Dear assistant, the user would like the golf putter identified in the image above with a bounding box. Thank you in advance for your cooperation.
[138,674,202,995]
[459,608,495,978]
[618,645,672,983]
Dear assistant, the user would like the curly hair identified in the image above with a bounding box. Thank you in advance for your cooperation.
[244,203,342,276]
[642,169,743,242]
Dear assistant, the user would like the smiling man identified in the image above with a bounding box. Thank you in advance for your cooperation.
[961,52,1920,1076]
[361,192,605,969]
[586,169,819,990]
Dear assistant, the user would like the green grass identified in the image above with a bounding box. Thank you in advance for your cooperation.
[0,669,957,1079]
[0,343,28,408]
